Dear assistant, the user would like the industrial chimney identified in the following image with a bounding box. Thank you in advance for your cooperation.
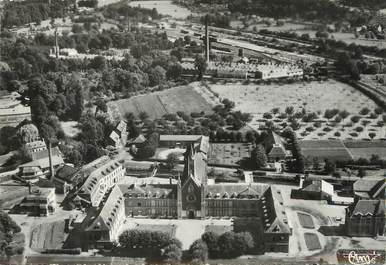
[205,15,210,63]
[48,141,55,181]
[54,28,59,59]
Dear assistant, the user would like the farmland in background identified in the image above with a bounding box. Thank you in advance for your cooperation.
[209,80,385,140]
[108,85,216,120]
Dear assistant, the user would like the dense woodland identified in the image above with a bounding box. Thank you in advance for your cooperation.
[341,0,386,10]
[195,0,373,26]
[0,211,24,257]
[1,0,76,28]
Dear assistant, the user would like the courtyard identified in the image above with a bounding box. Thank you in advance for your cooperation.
[119,217,233,250]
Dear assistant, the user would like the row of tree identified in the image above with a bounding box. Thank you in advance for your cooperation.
[117,230,182,263]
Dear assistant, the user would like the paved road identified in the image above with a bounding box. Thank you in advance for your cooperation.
[24,255,144,265]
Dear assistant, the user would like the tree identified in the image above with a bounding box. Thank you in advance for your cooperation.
[357,168,366,178]
[148,65,166,86]
[166,152,179,170]
[89,56,108,71]
[285,106,294,115]
[95,98,107,116]
[324,159,336,174]
[30,95,48,124]
[251,145,267,169]
[189,239,208,264]
[312,157,321,171]
[368,132,376,139]
[161,243,182,264]
[201,232,219,259]
[74,85,84,120]
[194,56,207,80]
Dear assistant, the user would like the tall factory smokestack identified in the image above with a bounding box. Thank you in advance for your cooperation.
[48,141,54,181]
[54,27,59,58]
[205,15,210,63]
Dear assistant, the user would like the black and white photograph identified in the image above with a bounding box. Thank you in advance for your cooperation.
[0,0,385,264]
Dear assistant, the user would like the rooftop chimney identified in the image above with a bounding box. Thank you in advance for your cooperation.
[205,15,210,63]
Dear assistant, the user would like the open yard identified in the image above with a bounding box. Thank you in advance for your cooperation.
[30,221,67,251]
[120,218,232,250]
[109,84,216,120]
[209,80,385,140]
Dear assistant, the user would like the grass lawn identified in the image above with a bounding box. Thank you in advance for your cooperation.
[297,212,315,229]
[304,232,321,251]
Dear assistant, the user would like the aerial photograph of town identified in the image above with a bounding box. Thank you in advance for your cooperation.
[0,0,385,264]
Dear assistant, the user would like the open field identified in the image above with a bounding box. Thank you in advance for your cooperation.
[30,221,67,250]
[299,140,353,162]
[297,212,315,229]
[129,0,193,19]
[109,85,215,120]
[300,140,386,161]
[348,147,386,159]
[209,80,385,140]
[208,143,252,166]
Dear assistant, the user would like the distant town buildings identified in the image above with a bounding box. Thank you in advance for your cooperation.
[108,120,128,148]
[181,61,303,80]
[0,91,31,129]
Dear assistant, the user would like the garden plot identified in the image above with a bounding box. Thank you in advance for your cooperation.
[304,233,322,251]
[297,212,315,229]
[209,80,385,140]
[30,221,66,250]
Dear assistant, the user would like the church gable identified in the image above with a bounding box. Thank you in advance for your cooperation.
[181,176,202,211]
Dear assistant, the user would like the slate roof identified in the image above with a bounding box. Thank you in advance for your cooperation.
[260,186,291,234]
[55,165,79,183]
[85,185,124,232]
[206,183,268,199]
[347,200,384,217]
[119,183,176,198]
[30,147,61,160]
[19,155,64,169]
[353,178,385,199]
